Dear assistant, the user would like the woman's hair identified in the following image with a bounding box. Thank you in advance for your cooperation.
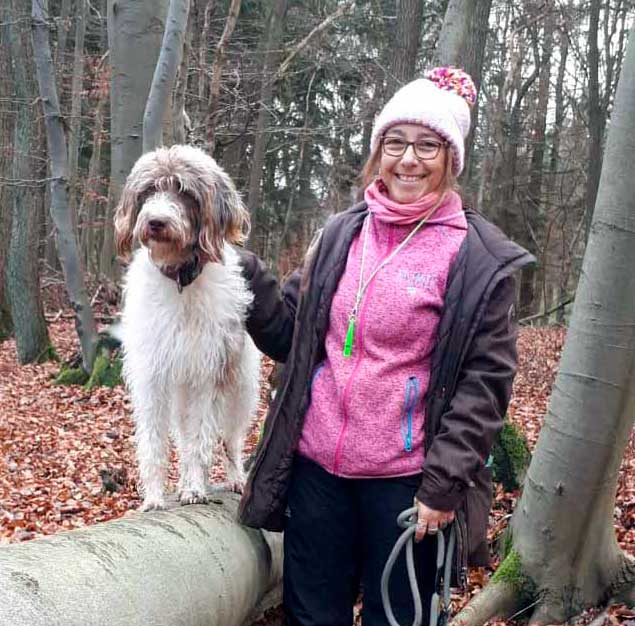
[357,136,459,200]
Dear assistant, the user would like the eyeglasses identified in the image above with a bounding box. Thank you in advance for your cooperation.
[381,136,446,160]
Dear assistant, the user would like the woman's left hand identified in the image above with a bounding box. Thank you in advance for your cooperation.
[413,498,455,542]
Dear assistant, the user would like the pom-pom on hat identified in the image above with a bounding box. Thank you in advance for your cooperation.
[370,67,477,176]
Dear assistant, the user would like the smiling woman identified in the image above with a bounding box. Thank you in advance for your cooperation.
[236,66,535,626]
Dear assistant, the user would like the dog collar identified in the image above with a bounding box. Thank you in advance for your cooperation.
[159,249,206,293]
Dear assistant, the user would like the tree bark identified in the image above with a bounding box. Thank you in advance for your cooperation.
[101,0,168,278]
[67,0,88,233]
[79,74,108,275]
[0,495,282,626]
[519,3,555,318]
[388,0,423,93]
[143,0,192,152]
[0,3,14,341]
[435,0,493,196]
[32,0,99,371]
[453,24,635,625]
[585,0,602,243]
[6,0,49,363]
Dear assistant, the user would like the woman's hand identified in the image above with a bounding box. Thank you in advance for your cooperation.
[414,498,455,542]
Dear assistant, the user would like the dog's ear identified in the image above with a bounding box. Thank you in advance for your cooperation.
[198,169,250,263]
[114,183,140,262]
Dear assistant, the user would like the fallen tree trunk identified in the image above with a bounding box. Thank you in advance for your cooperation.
[0,493,282,626]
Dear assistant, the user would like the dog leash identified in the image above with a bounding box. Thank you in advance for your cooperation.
[381,507,455,626]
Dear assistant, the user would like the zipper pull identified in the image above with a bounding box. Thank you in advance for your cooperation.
[343,314,356,357]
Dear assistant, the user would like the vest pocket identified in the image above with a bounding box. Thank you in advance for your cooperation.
[400,376,419,452]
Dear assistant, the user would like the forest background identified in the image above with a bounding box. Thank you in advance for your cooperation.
[1,1,635,625]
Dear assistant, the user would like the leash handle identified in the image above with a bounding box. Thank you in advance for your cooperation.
[381,507,455,626]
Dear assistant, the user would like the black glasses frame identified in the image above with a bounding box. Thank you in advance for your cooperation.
[381,136,446,161]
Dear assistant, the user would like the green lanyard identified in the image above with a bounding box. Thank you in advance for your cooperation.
[343,210,437,358]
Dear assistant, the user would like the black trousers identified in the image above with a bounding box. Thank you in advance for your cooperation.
[283,456,437,626]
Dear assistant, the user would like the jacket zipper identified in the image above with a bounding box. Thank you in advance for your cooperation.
[332,225,395,474]
[401,376,419,452]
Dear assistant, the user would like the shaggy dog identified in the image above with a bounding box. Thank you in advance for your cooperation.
[114,145,260,511]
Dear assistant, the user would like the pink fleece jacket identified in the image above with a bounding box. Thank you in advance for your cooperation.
[297,194,468,477]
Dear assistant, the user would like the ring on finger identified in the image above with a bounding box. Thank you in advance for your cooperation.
[428,525,438,534]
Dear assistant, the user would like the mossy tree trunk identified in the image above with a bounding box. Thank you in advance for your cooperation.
[453,25,635,626]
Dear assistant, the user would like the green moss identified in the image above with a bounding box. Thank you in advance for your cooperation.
[54,364,89,386]
[84,350,123,390]
[492,550,536,601]
[491,420,531,491]
[36,344,59,364]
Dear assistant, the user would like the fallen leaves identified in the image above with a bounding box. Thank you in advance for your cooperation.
[1,321,633,626]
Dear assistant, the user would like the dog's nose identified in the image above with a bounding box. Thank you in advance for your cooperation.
[148,219,165,232]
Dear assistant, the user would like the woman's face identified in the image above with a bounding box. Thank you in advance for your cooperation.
[379,124,448,204]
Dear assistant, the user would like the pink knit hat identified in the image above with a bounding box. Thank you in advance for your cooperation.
[370,67,477,176]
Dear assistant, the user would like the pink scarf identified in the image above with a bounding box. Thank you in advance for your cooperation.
[364,178,462,225]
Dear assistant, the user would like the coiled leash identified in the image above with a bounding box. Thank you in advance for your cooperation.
[381,507,456,626]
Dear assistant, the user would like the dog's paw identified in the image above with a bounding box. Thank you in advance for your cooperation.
[140,497,166,512]
[228,480,244,495]
[179,489,209,506]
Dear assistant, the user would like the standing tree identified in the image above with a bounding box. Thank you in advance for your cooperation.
[101,0,168,278]
[31,0,99,371]
[387,0,423,92]
[454,25,635,626]
[6,0,49,362]
[434,0,493,192]
[0,2,14,342]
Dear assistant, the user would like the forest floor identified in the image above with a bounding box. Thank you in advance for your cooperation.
[1,318,634,625]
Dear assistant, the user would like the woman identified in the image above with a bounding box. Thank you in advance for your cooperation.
[237,67,534,626]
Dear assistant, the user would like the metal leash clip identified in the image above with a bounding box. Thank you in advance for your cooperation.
[381,507,456,626]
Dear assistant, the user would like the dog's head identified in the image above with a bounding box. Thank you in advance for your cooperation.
[114,145,249,265]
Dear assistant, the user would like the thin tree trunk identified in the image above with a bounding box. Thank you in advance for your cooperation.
[197,0,216,118]
[206,0,241,151]
[32,0,98,371]
[519,3,555,317]
[0,3,14,340]
[54,0,72,70]
[454,24,635,625]
[548,11,570,324]
[68,0,87,234]
[7,1,49,362]
[435,0,493,196]
[80,77,108,275]
[171,6,194,145]
[585,0,602,242]
[143,0,192,152]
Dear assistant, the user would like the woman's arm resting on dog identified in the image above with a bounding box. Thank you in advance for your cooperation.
[237,248,300,362]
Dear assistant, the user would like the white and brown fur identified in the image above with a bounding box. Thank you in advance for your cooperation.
[114,145,260,511]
